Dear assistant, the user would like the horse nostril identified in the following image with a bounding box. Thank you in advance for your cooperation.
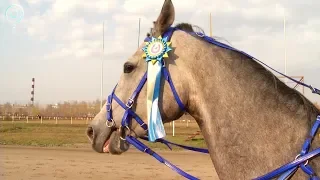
[86,126,94,143]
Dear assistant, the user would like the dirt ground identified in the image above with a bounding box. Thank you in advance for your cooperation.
[0,145,218,180]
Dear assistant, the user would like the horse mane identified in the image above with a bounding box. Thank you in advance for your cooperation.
[147,22,232,46]
[147,22,320,119]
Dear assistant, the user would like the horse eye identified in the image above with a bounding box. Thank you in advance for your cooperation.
[124,63,135,73]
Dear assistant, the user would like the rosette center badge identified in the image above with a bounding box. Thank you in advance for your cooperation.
[142,36,172,65]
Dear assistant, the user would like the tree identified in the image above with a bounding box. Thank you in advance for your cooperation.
[17,108,27,116]
[0,99,107,118]
[31,105,41,116]
[3,103,13,115]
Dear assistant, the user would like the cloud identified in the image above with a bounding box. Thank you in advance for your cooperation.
[240,4,287,20]
[25,0,54,5]
[122,0,198,16]
[24,0,109,61]
[50,0,112,19]
[26,0,117,16]
[0,14,4,23]
[123,0,161,14]
[4,0,318,103]
[24,0,320,73]
[8,0,21,4]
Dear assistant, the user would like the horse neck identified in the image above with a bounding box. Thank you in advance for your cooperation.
[179,36,320,179]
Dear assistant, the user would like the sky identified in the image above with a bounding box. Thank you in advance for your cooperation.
[0,0,319,105]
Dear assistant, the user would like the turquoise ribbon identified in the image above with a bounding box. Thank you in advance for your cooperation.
[142,36,172,142]
[147,61,166,142]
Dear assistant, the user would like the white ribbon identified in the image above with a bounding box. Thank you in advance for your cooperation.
[142,36,172,142]
[147,60,166,142]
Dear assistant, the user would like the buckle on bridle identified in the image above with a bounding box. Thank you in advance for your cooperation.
[126,98,134,109]
[119,125,131,141]
[106,103,111,111]
[106,119,115,128]
[140,123,148,131]
[295,154,309,166]
[195,32,205,38]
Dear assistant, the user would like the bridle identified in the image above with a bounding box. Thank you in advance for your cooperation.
[106,27,186,136]
[105,27,320,180]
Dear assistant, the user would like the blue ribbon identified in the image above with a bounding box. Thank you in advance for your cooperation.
[147,61,166,142]
[143,35,172,142]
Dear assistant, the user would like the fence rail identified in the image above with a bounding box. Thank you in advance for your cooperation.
[0,115,196,127]
[0,115,94,125]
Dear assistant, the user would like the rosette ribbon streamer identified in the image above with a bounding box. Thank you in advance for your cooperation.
[142,35,172,142]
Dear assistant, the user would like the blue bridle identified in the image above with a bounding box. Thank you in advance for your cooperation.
[105,27,320,180]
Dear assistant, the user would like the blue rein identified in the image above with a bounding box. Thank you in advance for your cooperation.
[105,27,320,180]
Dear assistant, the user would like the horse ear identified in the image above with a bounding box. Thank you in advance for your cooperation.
[153,0,175,37]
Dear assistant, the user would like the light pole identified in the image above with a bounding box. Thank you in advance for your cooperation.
[100,21,104,110]
[209,12,213,37]
[138,18,141,48]
[284,14,287,77]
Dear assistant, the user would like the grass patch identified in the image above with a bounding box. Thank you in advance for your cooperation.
[0,123,88,147]
[0,122,207,150]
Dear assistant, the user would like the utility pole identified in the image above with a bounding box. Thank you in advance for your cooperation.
[100,21,104,110]
[284,15,287,77]
[138,18,141,48]
[210,12,213,37]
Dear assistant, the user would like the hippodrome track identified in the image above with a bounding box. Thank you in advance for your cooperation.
[0,145,218,180]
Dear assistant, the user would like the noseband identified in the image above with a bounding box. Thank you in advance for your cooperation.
[105,27,320,180]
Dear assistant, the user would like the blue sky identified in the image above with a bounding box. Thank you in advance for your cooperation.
[0,0,319,105]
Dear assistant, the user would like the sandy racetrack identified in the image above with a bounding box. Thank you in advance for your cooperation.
[1,145,218,180]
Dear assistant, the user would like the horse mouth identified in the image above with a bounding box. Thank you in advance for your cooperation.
[102,139,110,153]
[102,130,115,153]
[103,139,110,153]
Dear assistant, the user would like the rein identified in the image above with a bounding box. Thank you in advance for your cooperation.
[105,27,320,180]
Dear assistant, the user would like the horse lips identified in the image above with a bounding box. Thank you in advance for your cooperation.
[103,140,110,153]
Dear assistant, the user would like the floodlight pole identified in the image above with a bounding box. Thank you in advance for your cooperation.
[100,21,105,110]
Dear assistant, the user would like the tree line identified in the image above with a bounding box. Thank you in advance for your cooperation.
[0,100,319,118]
[0,99,106,118]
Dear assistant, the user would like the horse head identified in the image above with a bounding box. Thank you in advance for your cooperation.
[86,0,189,154]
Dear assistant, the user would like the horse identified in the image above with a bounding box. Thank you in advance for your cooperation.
[86,0,320,179]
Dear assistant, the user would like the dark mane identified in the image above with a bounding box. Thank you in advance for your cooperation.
[174,23,204,34]
[146,22,204,37]
[172,23,233,45]
[147,22,319,119]
[147,22,232,45]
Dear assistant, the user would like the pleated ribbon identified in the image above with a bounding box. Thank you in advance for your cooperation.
[142,36,172,142]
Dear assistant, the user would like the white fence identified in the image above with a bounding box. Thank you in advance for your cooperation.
[1,115,196,137]
[0,115,94,125]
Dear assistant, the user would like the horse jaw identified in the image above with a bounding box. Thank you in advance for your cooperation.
[106,130,130,155]
[86,108,128,154]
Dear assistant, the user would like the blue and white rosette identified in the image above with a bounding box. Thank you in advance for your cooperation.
[142,36,172,142]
